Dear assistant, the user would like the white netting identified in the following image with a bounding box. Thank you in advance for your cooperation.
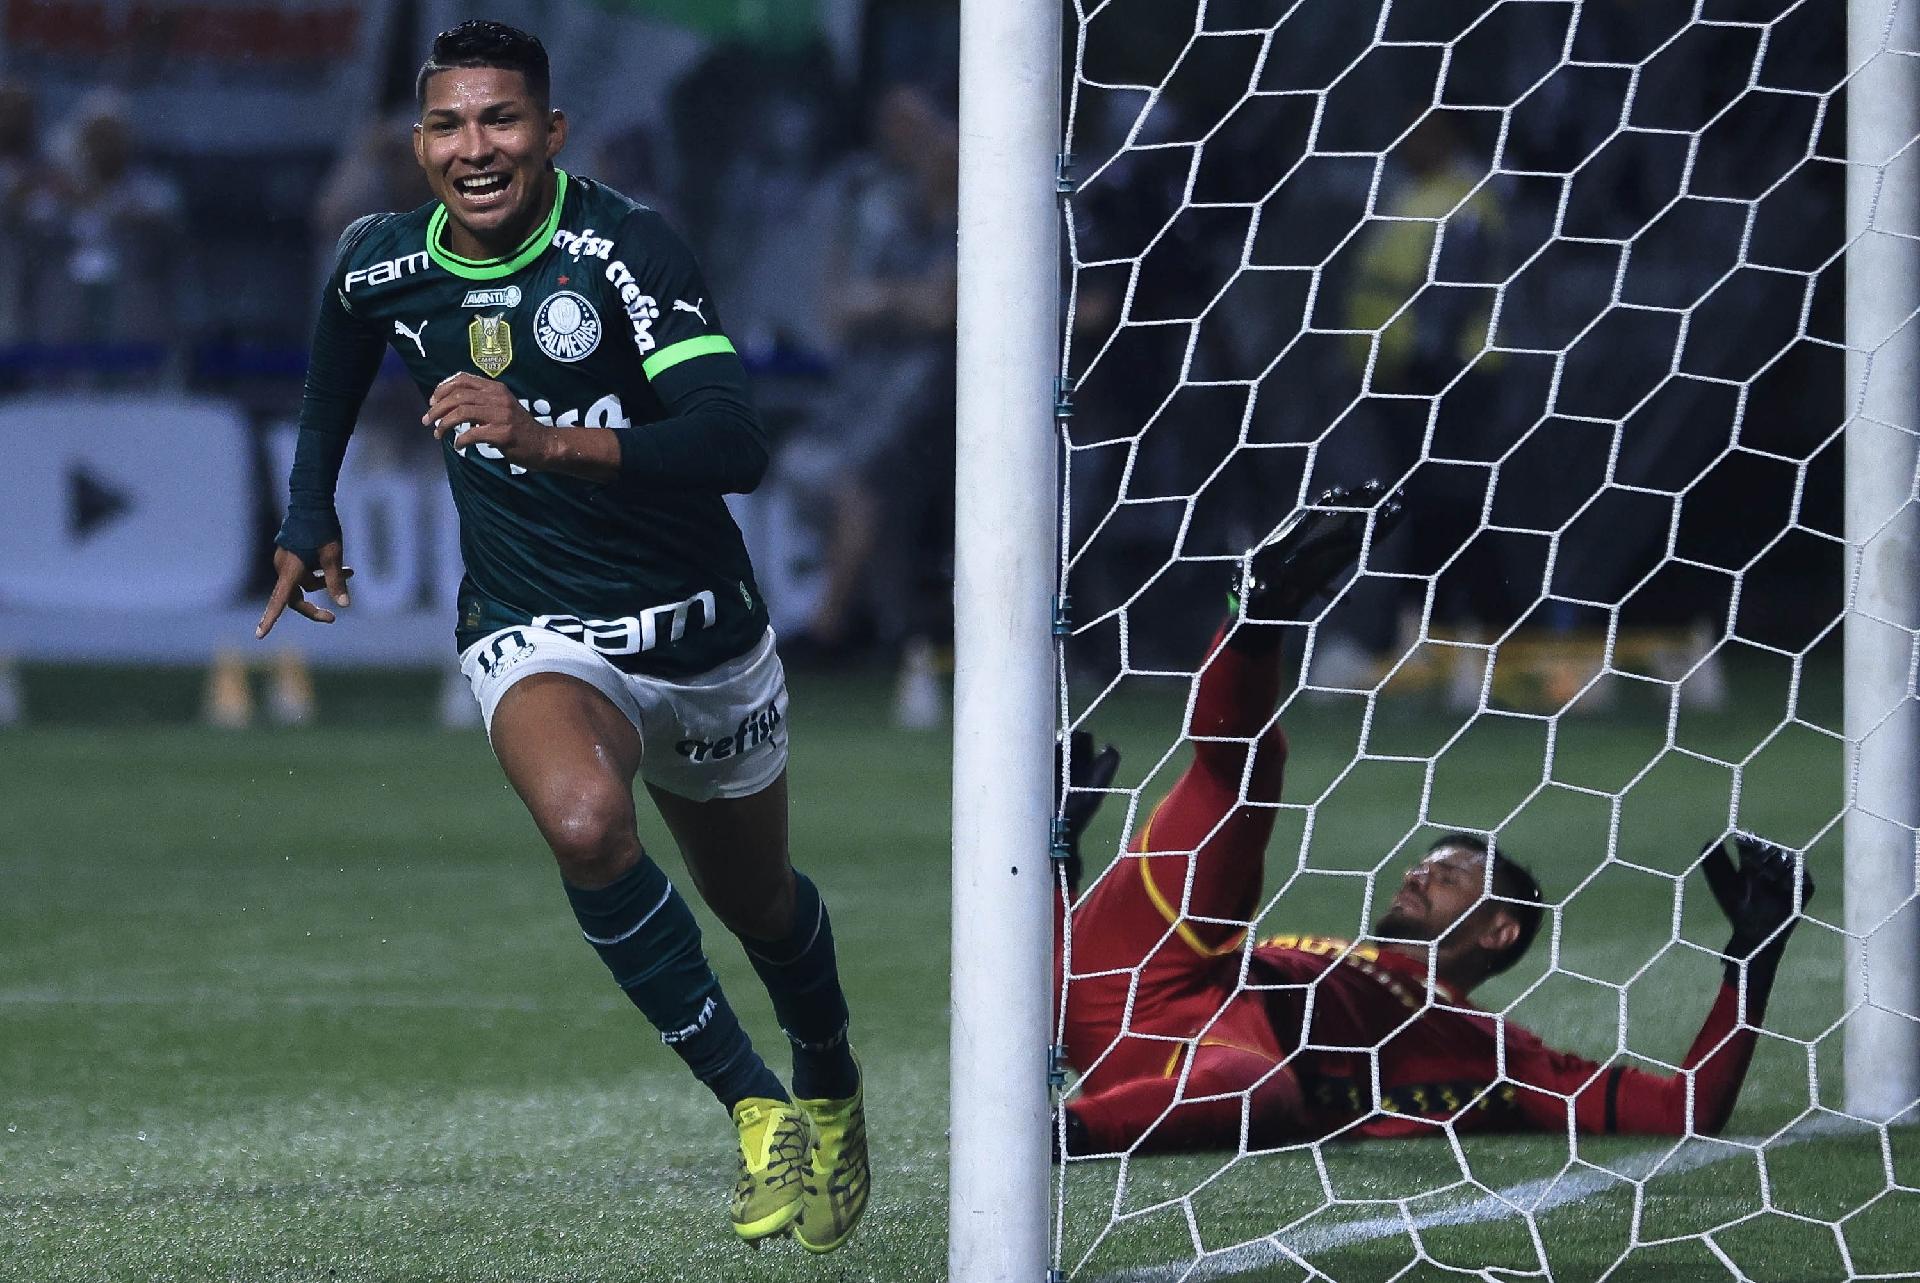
[1054,1,1920,1279]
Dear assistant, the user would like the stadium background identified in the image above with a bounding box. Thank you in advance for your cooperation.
[2,1,1904,1280]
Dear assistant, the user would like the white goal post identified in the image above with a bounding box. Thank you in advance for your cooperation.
[950,1,1062,1281]
[1844,0,1920,1126]
[952,1,1920,1280]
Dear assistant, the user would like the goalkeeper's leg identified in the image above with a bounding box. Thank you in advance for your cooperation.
[1062,619,1290,1088]
[1065,1040,1308,1156]
[1130,621,1291,951]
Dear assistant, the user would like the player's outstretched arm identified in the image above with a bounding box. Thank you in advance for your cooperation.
[260,214,387,640]
[1513,835,1813,1136]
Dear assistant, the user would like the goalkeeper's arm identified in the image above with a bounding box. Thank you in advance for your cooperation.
[1515,836,1813,1137]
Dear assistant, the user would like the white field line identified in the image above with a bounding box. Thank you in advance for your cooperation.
[1089,1114,1861,1283]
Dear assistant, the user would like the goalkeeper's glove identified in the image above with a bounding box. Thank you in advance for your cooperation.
[1236,480,1406,622]
[1055,729,1121,898]
[1700,833,1814,1012]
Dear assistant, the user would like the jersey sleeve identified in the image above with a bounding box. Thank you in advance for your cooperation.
[1506,983,1759,1136]
[603,209,769,493]
[275,214,391,558]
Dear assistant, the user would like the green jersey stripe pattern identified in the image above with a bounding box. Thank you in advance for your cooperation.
[645,334,737,380]
[425,171,572,280]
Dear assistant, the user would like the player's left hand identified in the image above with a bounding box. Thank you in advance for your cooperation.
[424,373,555,470]
[1700,833,1814,981]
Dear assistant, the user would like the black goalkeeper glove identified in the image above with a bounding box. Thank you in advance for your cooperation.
[1237,480,1407,622]
[1055,729,1121,898]
[1700,833,1814,1012]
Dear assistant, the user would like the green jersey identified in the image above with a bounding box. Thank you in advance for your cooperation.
[279,170,771,679]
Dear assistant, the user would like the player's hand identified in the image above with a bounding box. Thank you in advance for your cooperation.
[424,373,555,470]
[1243,480,1407,620]
[256,542,354,638]
[1700,833,1813,979]
[1055,729,1121,896]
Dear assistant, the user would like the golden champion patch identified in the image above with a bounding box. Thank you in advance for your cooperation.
[468,313,513,377]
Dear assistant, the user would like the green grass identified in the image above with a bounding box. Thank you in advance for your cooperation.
[1,660,1911,1281]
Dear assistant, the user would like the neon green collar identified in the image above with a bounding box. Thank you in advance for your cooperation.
[427,169,569,280]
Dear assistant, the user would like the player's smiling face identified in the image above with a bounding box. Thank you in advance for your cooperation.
[414,65,567,258]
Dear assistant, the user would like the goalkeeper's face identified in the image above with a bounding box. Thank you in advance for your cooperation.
[1374,845,1516,965]
[415,66,567,257]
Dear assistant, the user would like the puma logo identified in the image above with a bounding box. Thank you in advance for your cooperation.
[394,318,429,358]
[672,298,707,325]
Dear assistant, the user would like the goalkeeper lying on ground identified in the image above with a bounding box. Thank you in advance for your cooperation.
[1054,483,1814,1156]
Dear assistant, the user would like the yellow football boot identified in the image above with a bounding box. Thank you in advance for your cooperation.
[793,1069,870,1254]
[729,1097,810,1245]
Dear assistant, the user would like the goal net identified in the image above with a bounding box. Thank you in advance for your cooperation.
[1050,1,1920,1279]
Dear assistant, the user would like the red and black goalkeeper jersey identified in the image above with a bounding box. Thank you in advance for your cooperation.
[1057,629,1762,1157]
[1249,934,1756,1139]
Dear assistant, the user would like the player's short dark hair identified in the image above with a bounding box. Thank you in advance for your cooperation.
[417,20,551,110]
[1429,833,1545,977]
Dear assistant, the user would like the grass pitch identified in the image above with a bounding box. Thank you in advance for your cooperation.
[2,658,1912,1281]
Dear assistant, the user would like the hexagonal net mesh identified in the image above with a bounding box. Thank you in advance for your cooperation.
[1052,2,1920,1279]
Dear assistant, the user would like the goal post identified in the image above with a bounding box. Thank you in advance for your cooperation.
[950,0,1061,1279]
[1844,0,1920,1123]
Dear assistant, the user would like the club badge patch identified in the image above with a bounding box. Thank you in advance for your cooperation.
[533,290,601,363]
[468,313,513,377]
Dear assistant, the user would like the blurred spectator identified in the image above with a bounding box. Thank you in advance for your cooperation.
[704,87,842,368]
[24,91,186,378]
[0,79,54,353]
[778,84,958,659]
[1345,116,1502,399]
[1309,115,1520,682]
[313,107,435,255]
[592,122,676,221]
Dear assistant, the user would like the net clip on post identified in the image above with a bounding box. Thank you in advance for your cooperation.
[1048,1043,1069,1092]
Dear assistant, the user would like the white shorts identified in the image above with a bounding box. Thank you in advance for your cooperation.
[459,624,789,803]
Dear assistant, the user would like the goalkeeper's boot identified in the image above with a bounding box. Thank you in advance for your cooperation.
[1236,480,1405,622]
[793,1060,871,1254]
[730,1097,811,1245]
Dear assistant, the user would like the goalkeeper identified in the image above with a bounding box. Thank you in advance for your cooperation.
[1054,483,1814,1155]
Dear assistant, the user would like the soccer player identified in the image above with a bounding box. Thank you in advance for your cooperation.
[1054,483,1814,1156]
[255,21,867,1251]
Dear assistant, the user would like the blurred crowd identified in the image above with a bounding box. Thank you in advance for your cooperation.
[0,0,1852,696]
[0,84,186,376]
[1061,0,1846,686]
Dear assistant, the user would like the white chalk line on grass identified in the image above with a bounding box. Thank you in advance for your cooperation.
[1089,1113,1862,1283]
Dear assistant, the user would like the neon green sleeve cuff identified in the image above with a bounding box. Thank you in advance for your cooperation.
[643,334,735,380]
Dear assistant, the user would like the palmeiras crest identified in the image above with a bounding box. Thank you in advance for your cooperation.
[468,313,513,377]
